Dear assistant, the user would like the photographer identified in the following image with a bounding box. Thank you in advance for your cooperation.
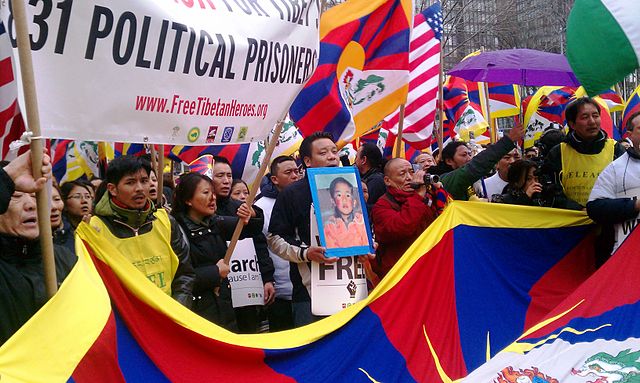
[492,160,546,206]
[371,158,446,279]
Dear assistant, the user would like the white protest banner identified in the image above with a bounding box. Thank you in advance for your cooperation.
[0,0,319,144]
[227,238,264,308]
[311,256,368,316]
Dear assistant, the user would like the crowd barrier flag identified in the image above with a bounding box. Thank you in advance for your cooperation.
[461,222,640,383]
[567,0,640,95]
[0,202,596,382]
[289,0,411,145]
[0,1,319,145]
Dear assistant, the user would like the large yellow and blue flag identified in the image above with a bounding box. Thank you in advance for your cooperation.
[289,0,411,146]
[0,203,595,382]
[462,223,640,383]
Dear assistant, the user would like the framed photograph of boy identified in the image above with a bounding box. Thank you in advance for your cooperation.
[307,167,374,258]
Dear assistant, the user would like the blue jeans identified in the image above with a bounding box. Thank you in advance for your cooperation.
[292,301,323,327]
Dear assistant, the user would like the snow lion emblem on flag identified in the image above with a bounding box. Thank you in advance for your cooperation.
[571,349,640,383]
[494,366,559,383]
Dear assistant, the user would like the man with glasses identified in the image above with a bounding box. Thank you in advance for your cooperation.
[255,155,300,331]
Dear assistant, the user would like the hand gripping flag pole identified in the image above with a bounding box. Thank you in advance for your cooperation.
[12,0,57,297]
[223,119,285,265]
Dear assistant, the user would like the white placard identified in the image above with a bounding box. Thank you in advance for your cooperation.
[227,238,264,308]
[310,256,368,316]
[0,0,319,144]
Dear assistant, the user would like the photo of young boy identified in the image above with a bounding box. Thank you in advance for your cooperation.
[307,167,374,257]
[323,177,368,248]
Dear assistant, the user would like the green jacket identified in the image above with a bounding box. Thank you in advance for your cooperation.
[441,137,516,201]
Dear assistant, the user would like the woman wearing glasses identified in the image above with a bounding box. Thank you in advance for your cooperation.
[58,180,94,253]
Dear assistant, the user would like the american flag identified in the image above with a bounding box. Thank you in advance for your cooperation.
[0,21,25,160]
[385,2,442,150]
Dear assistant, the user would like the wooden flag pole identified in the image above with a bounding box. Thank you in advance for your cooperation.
[157,145,165,207]
[223,120,285,264]
[13,0,57,297]
[393,104,406,158]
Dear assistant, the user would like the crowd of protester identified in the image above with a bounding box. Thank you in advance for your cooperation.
[1,97,638,343]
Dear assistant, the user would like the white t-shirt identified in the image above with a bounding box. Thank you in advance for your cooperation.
[474,172,508,202]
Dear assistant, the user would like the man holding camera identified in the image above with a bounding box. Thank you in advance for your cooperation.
[371,158,443,279]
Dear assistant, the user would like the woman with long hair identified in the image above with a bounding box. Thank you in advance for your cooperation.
[171,172,254,331]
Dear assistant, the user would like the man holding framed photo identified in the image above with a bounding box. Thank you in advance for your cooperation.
[268,132,375,326]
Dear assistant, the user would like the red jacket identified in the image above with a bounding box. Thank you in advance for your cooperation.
[371,188,437,279]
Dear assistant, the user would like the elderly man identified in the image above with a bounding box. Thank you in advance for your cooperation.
[0,151,76,344]
[371,158,441,279]
[413,152,436,171]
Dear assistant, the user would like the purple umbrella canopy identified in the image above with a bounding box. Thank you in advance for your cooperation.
[447,49,581,87]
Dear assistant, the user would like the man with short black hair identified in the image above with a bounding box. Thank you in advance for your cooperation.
[474,148,521,201]
[89,156,195,307]
[255,155,300,331]
[542,97,626,209]
[267,132,342,326]
[211,155,275,333]
[430,125,525,200]
[354,143,386,205]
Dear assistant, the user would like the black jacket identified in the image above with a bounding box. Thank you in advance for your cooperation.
[0,168,14,215]
[93,194,195,307]
[267,176,313,303]
[215,196,274,284]
[542,130,626,209]
[0,235,76,345]
[361,167,386,206]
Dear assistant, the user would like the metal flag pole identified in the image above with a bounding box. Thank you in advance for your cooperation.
[12,0,57,297]
[157,145,165,207]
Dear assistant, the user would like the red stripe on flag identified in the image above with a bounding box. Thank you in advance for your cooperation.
[0,57,14,88]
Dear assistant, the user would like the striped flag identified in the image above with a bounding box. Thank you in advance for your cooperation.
[0,21,25,160]
[622,85,640,132]
[385,2,442,150]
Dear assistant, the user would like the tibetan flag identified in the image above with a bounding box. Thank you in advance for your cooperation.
[385,3,443,150]
[487,82,521,118]
[461,222,640,383]
[598,87,625,112]
[523,86,575,148]
[622,85,640,133]
[165,143,250,180]
[567,1,640,95]
[113,143,147,158]
[0,203,595,382]
[443,76,489,142]
[188,155,214,178]
[51,140,101,184]
[0,21,25,160]
[289,0,411,145]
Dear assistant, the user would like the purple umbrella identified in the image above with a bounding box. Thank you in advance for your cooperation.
[447,49,581,87]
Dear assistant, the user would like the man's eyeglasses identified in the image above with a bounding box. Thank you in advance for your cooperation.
[67,194,92,201]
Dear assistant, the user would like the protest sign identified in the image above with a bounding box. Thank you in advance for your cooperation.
[227,238,264,308]
[0,0,319,144]
[311,256,368,316]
